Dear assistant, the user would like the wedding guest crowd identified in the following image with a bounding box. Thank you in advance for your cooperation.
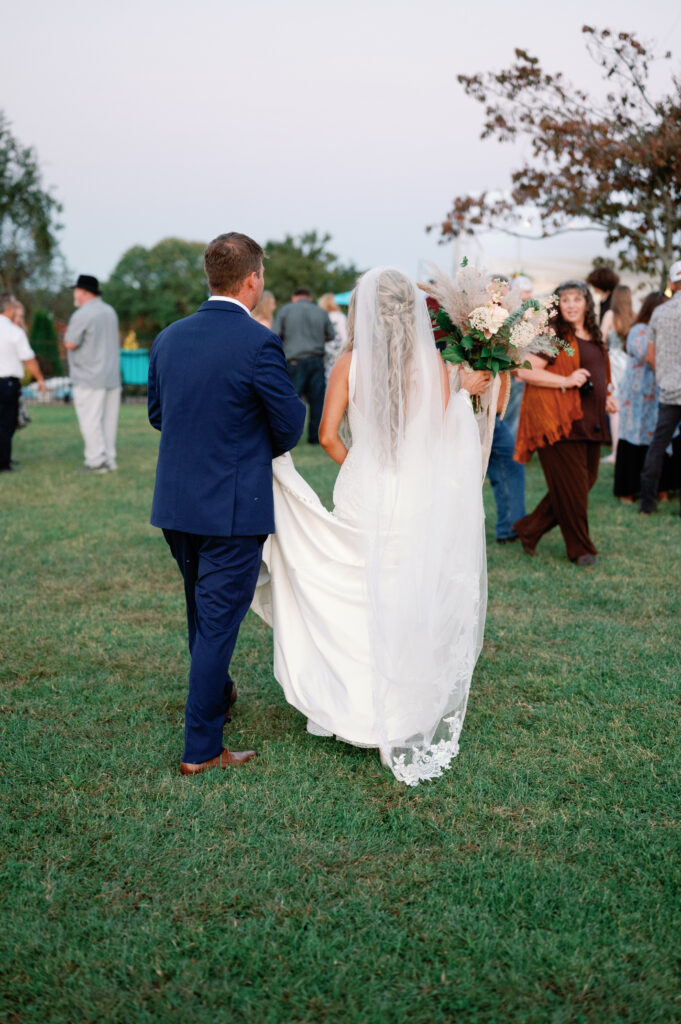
[9,253,681,552]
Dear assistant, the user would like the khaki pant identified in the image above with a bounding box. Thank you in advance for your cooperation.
[72,385,121,468]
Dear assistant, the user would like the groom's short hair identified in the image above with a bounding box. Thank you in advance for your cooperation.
[204,233,264,294]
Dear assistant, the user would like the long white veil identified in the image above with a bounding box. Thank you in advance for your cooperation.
[348,268,487,784]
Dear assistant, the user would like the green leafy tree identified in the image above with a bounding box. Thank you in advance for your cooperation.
[263,231,362,304]
[102,238,208,341]
[29,309,62,376]
[432,27,681,288]
[0,112,64,293]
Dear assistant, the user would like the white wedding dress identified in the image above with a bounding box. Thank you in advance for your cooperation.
[251,268,487,786]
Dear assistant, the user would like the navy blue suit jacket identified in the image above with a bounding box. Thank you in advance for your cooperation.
[148,300,306,536]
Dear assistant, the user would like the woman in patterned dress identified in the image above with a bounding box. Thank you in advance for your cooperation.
[614,292,677,503]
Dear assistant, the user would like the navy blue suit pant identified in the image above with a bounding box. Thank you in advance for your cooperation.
[163,530,264,764]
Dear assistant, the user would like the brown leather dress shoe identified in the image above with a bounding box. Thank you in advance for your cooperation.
[180,748,256,776]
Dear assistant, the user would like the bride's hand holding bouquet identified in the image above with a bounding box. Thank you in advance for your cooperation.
[458,366,493,396]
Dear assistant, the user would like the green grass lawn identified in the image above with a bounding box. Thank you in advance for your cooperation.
[1,405,679,1024]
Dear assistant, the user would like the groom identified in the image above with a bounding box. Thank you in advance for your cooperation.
[148,232,306,775]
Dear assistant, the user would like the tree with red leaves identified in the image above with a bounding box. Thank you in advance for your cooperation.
[431,27,681,289]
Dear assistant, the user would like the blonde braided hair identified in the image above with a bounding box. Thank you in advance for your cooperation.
[341,269,417,461]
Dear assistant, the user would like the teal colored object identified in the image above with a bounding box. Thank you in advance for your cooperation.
[333,290,353,306]
[120,349,150,386]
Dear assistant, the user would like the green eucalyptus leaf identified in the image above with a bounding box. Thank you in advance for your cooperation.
[436,309,455,334]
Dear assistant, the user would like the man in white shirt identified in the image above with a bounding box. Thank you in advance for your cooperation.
[64,274,121,473]
[0,293,46,472]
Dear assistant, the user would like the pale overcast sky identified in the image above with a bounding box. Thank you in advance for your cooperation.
[4,0,680,288]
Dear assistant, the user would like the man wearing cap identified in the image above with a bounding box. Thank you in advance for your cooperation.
[639,259,681,516]
[64,275,121,473]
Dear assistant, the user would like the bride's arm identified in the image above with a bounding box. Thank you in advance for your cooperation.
[319,352,351,465]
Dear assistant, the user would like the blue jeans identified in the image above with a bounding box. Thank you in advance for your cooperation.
[487,415,526,539]
[503,378,524,439]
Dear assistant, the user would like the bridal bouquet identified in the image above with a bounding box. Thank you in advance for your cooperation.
[422,260,567,411]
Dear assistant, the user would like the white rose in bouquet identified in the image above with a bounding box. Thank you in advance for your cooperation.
[468,303,508,336]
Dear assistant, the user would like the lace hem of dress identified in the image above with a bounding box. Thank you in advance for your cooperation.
[387,712,465,787]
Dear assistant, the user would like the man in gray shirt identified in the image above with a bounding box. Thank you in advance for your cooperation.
[65,274,121,473]
[273,288,335,444]
[639,259,681,515]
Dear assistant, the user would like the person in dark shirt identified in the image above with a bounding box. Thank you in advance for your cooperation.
[273,288,335,444]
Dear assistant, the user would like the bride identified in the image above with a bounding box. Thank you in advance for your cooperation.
[252,267,490,785]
